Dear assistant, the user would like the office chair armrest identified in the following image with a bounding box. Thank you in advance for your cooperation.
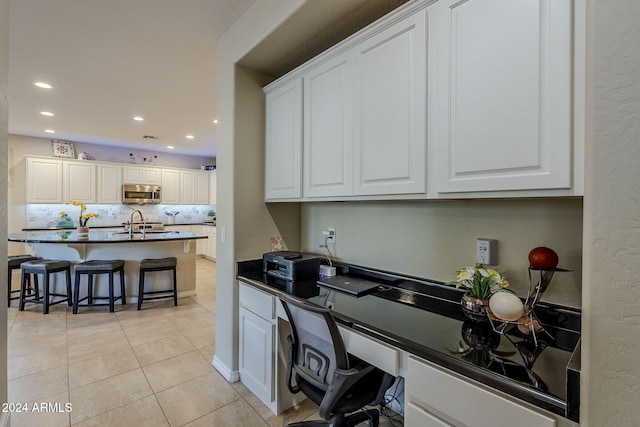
[318,362,375,420]
[286,334,301,394]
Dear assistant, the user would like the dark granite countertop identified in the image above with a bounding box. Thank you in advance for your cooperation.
[22,222,211,231]
[9,230,207,244]
[237,259,581,422]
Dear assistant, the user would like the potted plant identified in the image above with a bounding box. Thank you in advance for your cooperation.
[449,264,509,322]
[68,200,98,238]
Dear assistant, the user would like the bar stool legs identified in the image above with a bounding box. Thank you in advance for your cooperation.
[20,260,72,314]
[7,255,40,307]
[137,257,178,310]
[73,260,126,314]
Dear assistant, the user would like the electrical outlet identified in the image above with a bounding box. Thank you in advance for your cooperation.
[322,227,336,244]
[477,238,497,265]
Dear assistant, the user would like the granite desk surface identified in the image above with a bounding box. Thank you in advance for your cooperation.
[238,259,581,422]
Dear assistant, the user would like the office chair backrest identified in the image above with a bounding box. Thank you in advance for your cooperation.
[280,295,349,390]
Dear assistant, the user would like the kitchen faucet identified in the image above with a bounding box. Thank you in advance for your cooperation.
[129,209,145,238]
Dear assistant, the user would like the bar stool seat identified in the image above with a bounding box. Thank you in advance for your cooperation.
[20,259,72,314]
[8,255,40,307]
[73,260,126,314]
[137,257,177,310]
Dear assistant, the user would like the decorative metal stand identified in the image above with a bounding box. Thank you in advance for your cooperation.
[486,267,569,347]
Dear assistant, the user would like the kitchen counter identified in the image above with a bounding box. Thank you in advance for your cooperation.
[237,259,581,422]
[22,222,213,231]
[9,230,207,244]
[9,231,207,301]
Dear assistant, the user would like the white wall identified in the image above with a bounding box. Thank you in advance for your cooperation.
[582,0,640,424]
[0,0,9,416]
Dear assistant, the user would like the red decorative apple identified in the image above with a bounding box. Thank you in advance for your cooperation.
[528,247,559,270]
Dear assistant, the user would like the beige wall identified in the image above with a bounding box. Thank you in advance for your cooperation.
[582,0,640,424]
[1,0,9,415]
[301,198,583,308]
[214,0,306,379]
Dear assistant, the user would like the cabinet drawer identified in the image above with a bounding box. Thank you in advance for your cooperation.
[239,282,275,320]
[405,401,453,427]
[338,326,399,376]
[406,356,555,427]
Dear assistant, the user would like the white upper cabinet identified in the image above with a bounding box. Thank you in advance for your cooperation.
[303,50,354,197]
[64,161,96,203]
[430,0,574,194]
[161,169,180,204]
[265,78,303,200]
[353,7,427,196]
[26,157,63,203]
[97,163,122,204]
[180,170,209,204]
[122,166,162,185]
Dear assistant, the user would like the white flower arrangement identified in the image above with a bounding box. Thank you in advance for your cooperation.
[449,264,509,299]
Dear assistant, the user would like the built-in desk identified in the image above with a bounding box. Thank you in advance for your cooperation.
[237,260,580,426]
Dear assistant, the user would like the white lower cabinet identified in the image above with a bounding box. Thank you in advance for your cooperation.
[239,283,276,411]
[405,356,555,427]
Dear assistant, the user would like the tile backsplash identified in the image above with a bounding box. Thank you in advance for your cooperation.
[26,204,216,229]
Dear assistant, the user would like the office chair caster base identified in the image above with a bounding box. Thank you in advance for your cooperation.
[287,408,380,427]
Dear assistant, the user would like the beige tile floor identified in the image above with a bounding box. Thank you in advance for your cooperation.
[7,258,402,427]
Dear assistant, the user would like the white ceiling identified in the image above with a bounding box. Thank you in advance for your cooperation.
[8,0,255,157]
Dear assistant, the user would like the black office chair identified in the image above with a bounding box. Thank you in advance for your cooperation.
[280,294,394,427]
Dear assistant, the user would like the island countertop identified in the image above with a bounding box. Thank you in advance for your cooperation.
[8,230,208,244]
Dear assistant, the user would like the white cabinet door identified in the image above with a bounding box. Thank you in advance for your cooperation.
[239,306,275,406]
[97,164,122,204]
[431,0,572,194]
[180,170,196,204]
[64,161,96,203]
[123,166,161,184]
[26,157,63,203]
[192,225,205,255]
[209,171,217,204]
[161,169,180,204]
[265,78,302,200]
[303,50,354,197]
[206,227,216,260]
[194,172,209,204]
[353,8,427,196]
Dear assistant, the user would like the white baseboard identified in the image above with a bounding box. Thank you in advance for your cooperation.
[213,355,240,383]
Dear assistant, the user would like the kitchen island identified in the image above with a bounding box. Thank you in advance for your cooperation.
[8,230,208,303]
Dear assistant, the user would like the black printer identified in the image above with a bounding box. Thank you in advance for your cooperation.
[263,251,320,281]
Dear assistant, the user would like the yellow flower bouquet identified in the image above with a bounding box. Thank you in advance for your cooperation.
[68,200,98,227]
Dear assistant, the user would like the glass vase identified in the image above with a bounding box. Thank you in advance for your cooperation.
[461,292,490,322]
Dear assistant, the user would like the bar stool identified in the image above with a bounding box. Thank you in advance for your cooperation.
[7,255,40,307]
[73,260,126,314]
[19,259,72,314]
[137,257,177,310]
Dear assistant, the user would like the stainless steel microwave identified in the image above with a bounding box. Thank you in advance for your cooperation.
[122,184,161,204]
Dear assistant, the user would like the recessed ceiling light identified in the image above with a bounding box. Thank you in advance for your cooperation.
[213,119,218,124]
[35,82,52,89]
[167,146,175,150]
[186,135,194,139]
[44,129,55,133]
[133,116,144,121]
[40,111,54,116]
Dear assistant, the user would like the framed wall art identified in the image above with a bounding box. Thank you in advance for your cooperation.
[51,140,76,158]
